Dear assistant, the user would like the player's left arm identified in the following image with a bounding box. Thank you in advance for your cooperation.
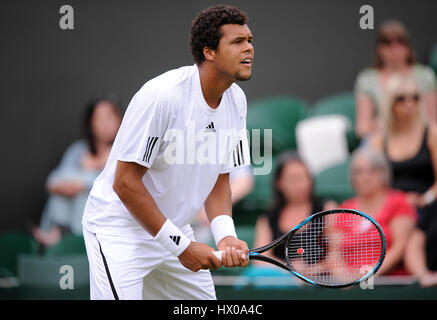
[204,173,249,267]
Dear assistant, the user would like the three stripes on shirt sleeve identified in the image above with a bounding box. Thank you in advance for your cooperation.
[142,136,158,163]
[232,139,245,167]
[143,136,245,167]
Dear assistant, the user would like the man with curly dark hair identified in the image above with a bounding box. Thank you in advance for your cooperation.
[82,5,254,299]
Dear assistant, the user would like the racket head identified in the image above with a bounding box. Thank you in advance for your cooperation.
[285,209,387,288]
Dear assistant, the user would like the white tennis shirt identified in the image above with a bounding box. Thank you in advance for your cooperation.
[82,65,250,239]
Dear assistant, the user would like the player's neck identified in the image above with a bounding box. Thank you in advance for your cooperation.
[198,63,233,109]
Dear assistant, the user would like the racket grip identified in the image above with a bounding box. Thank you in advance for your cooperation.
[212,250,249,261]
[213,251,223,261]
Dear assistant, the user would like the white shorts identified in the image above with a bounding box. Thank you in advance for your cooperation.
[83,224,216,300]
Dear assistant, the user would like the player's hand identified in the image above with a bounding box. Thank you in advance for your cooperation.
[178,241,222,272]
[217,236,249,268]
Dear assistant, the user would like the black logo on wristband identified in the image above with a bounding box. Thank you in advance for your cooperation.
[170,235,181,246]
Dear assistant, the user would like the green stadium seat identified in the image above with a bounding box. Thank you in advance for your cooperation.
[236,96,308,225]
[236,225,255,250]
[18,254,89,288]
[314,159,355,204]
[0,266,16,279]
[44,234,86,256]
[246,95,308,155]
[310,92,360,152]
[0,232,37,277]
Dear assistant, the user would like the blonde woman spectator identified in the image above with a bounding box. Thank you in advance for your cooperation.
[370,75,437,216]
[355,20,437,139]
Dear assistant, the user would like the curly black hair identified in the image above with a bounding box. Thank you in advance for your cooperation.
[190,5,248,65]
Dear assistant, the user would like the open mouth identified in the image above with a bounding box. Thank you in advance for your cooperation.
[241,57,253,65]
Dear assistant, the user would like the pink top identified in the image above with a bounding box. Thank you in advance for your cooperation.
[339,190,418,275]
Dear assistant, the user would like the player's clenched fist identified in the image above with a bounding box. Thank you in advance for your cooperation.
[218,236,249,268]
[178,242,222,272]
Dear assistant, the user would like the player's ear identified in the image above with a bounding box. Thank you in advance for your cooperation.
[203,46,216,62]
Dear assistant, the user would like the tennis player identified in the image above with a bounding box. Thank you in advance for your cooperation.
[82,5,253,300]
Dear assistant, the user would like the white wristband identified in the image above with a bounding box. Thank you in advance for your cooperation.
[210,215,237,246]
[153,219,191,257]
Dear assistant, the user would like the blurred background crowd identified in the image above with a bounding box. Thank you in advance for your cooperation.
[1,0,437,299]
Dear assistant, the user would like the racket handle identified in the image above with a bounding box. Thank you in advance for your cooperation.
[213,251,223,261]
[212,250,249,261]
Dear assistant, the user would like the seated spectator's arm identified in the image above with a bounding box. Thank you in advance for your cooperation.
[47,180,87,197]
[46,141,88,197]
[368,130,384,152]
[377,215,415,275]
[253,217,274,265]
[422,67,437,123]
[405,228,437,287]
[404,229,428,279]
[355,94,377,139]
[424,90,437,123]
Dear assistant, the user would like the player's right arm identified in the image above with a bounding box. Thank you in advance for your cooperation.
[113,160,222,272]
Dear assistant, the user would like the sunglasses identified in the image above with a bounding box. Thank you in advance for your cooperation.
[378,36,408,46]
[394,93,420,104]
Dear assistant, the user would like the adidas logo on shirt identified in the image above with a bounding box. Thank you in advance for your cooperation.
[205,122,216,133]
[169,235,181,246]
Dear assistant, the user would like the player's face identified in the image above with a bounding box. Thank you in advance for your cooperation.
[214,24,254,81]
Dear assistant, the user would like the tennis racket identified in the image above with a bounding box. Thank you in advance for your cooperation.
[213,209,386,288]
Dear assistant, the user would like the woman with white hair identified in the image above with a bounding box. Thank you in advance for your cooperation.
[370,74,437,213]
[339,147,417,275]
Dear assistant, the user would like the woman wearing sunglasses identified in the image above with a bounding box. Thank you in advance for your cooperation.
[369,75,437,286]
[369,74,437,217]
[354,20,437,139]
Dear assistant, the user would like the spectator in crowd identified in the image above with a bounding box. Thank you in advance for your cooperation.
[369,75,437,217]
[339,147,417,275]
[192,165,255,244]
[404,208,437,287]
[354,20,437,139]
[33,95,122,246]
[253,151,336,265]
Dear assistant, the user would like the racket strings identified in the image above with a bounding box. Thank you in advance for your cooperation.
[286,212,383,286]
